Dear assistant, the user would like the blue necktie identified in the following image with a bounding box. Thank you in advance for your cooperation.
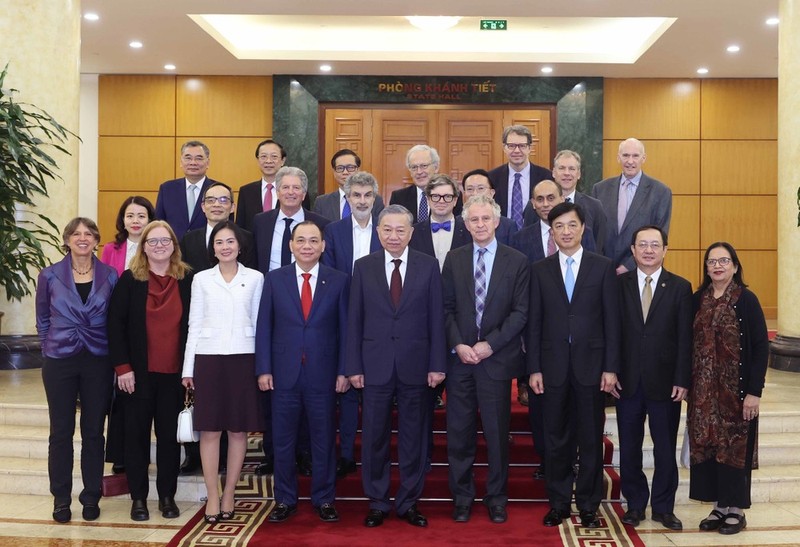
[564,256,575,302]
[342,197,351,219]
[511,172,523,230]
[475,248,487,338]
[431,220,452,233]
[418,193,429,222]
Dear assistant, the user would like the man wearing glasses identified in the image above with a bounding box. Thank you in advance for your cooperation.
[314,149,385,222]
[391,144,462,223]
[488,126,552,231]
[236,139,287,233]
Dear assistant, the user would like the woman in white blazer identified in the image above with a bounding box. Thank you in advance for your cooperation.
[182,220,265,524]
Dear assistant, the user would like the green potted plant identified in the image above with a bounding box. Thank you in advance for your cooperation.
[0,63,73,333]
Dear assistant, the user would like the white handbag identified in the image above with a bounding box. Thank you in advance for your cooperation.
[177,388,200,443]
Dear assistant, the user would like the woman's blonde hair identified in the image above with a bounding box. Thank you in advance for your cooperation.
[128,220,190,281]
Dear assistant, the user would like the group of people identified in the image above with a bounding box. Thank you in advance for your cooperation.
[34,129,767,537]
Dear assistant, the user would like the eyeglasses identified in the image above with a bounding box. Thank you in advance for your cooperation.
[182,155,207,163]
[145,237,173,247]
[429,194,456,203]
[203,196,231,205]
[706,257,732,267]
[334,164,358,173]
[504,143,530,151]
[635,241,663,250]
[408,163,432,172]
[258,154,281,162]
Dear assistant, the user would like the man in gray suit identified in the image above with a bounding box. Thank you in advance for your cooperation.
[590,138,672,274]
[314,149,384,222]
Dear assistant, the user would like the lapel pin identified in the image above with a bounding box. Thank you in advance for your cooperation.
[661,282,666,288]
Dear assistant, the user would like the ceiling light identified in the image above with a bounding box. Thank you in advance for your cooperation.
[83,13,99,21]
[320,64,332,72]
[697,67,709,75]
[129,41,143,49]
[726,45,740,53]
[164,64,176,70]
[766,17,779,26]
[405,16,461,31]
[541,67,553,74]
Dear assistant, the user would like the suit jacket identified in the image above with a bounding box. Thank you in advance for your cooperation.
[527,251,621,388]
[252,208,331,275]
[35,255,118,359]
[510,220,596,263]
[590,173,672,271]
[155,177,219,239]
[442,243,529,380]
[408,217,472,259]
[106,269,193,399]
[495,216,518,246]
[389,184,463,223]
[523,192,607,254]
[236,180,313,233]
[488,163,552,217]
[313,190,385,222]
[345,249,446,385]
[100,241,128,276]
[619,269,692,401]
[321,216,382,275]
[179,226,257,273]
[256,264,349,389]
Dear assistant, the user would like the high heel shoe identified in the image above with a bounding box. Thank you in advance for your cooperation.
[204,513,222,524]
[221,509,236,520]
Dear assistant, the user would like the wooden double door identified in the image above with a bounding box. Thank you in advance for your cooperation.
[320,105,555,202]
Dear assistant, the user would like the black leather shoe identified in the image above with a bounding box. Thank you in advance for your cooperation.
[179,456,201,475]
[453,505,471,522]
[336,458,357,479]
[317,502,339,522]
[158,497,180,519]
[699,509,726,531]
[296,453,312,477]
[82,504,100,521]
[364,509,388,527]
[652,511,683,530]
[130,499,149,521]
[621,508,645,526]
[111,463,125,474]
[268,503,297,523]
[543,508,570,526]
[53,504,71,523]
[434,395,445,410]
[255,457,274,475]
[718,513,746,535]
[532,468,546,480]
[399,504,428,527]
[580,510,601,528]
[488,505,507,523]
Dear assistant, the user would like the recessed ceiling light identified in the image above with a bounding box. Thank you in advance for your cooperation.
[405,16,461,31]
[541,67,553,74]
[164,64,176,71]
[697,67,709,75]
[83,13,99,21]
[726,45,740,53]
[129,41,143,49]
[320,64,332,72]
[766,17,779,26]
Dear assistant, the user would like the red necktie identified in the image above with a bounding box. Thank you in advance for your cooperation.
[301,273,312,320]
[390,259,402,308]
[546,231,557,256]
[263,183,273,212]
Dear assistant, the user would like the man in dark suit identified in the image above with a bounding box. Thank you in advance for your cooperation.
[346,204,446,528]
[180,182,256,273]
[257,221,350,524]
[390,144,462,223]
[442,195,529,524]
[313,149,385,221]
[590,138,672,274]
[488,126,551,228]
[461,169,517,245]
[616,225,691,531]
[321,171,383,480]
[155,140,220,239]
[527,201,621,529]
[235,139,286,233]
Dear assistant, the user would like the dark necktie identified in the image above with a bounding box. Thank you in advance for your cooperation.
[301,273,312,320]
[546,231,557,256]
[475,248,487,337]
[342,196,351,218]
[565,196,572,203]
[390,259,402,308]
[431,220,452,233]
[511,172,523,230]
[418,193,429,222]
[281,217,293,266]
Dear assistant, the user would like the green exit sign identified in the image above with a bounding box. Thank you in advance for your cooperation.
[481,19,507,30]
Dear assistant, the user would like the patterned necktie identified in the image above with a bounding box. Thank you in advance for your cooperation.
[431,220,452,233]
[642,275,653,320]
[301,273,312,320]
[564,256,576,302]
[418,192,429,222]
[511,172,523,230]
[546,231,556,256]
[281,218,293,266]
[342,196,351,218]
[263,183,273,212]
[475,248,488,337]
[390,259,402,308]
[187,184,198,220]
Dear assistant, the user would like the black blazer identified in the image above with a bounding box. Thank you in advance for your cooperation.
[488,163,552,217]
[389,184,463,223]
[252,208,330,275]
[442,243,530,380]
[408,217,472,259]
[179,226,257,273]
[527,251,621,387]
[236,180,313,233]
[619,269,693,401]
[106,270,193,399]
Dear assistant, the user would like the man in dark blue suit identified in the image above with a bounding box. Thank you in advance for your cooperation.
[155,141,222,239]
[461,169,517,245]
[527,201,621,529]
[346,204,446,528]
[321,171,383,480]
[257,221,350,524]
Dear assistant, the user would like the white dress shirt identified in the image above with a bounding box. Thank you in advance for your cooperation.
[269,209,305,272]
[539,220,551,256]
[124,239,138,269]
[384,247,409,288]
[352,217,373,271]
[431,215,455,271]
[558,246,584,285]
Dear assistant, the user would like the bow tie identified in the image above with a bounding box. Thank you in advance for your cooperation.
[431,221,452,233]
